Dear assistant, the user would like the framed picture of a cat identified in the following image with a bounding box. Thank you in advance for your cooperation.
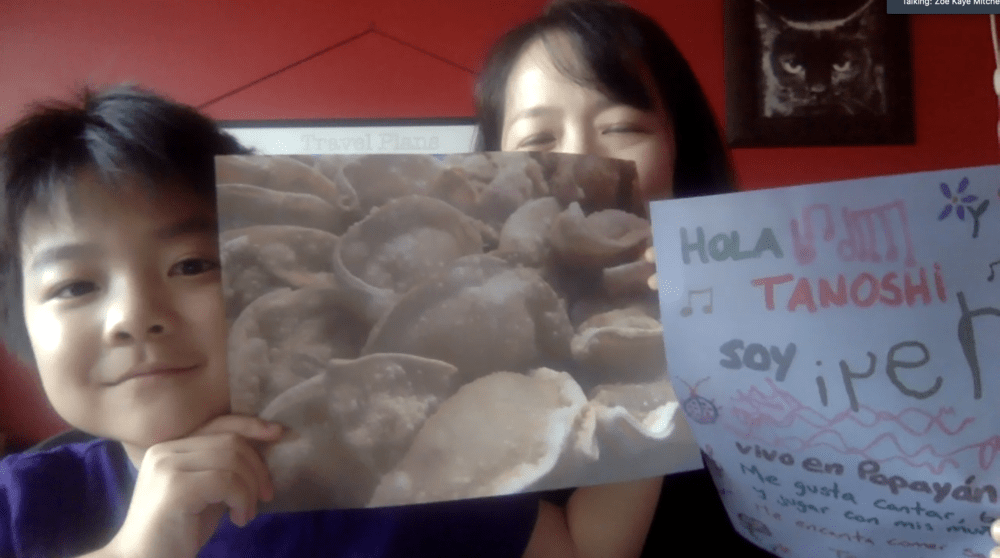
[724,0,914,147]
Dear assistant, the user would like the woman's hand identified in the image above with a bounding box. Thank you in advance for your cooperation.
[99,415,283,558]
[990,518,1000,558]
[645,247,657,290]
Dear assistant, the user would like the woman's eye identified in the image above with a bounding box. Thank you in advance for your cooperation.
[603,124,646,135]
[52,281,97,300]
[516,132,556,149]
[170,258,219,277]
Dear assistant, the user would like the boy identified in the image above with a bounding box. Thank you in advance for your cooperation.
[0,86,541,557]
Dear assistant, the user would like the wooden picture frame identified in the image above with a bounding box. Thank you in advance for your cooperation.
[724,0,914,147]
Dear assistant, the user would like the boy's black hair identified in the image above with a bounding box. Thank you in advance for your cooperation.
[474,0,736,198]
[0,84,250,365]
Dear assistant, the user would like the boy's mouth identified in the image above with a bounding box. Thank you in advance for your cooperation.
[108,363,201,385]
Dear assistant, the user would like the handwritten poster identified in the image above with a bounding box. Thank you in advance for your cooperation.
[650,165,1000,558]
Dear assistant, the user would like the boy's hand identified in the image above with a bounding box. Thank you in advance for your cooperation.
[105,416,283,558]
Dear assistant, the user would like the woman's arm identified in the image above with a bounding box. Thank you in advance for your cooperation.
[522,476,663,558]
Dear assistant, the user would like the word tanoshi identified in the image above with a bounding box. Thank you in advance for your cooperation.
[752,265,947,313]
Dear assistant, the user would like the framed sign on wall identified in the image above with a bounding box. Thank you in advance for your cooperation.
[220,117,478,155]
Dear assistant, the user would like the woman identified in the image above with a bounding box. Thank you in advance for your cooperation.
[475,1,774,556]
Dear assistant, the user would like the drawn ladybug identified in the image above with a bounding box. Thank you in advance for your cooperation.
[681,378,720,425]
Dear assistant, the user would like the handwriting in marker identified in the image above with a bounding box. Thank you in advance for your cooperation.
[988,260,999,282]
[681,287,713,316]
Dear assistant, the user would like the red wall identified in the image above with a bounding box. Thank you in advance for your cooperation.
[2,1,998,448]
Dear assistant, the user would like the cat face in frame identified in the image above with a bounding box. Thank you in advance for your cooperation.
[755,0,886,118]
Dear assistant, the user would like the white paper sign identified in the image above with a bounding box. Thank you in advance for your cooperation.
[651,165,1000,558]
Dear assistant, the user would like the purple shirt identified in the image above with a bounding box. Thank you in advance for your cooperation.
[0,439,538,557]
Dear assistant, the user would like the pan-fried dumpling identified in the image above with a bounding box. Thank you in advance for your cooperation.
[333,195,485,323]
[220,225,338,320]
[229,285,367,414]
[362,255,574,383]
[217,155,359,214]
[582,381,700,481]
[570,306,666,383]
[549,203,651,269]
[322,354,460,474]
[430,153,547,232]
[258,375,379,511]
[533,152,639,214]
[336,154,444,213]
[368,368,588,506]
[496,197,562,268]
[216,183,347,235]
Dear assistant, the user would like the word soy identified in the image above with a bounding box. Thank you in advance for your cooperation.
[719,340,796,381]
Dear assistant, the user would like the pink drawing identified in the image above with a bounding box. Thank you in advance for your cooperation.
[837,199,917,267]
[790,204,835,265]
[722,378,993,474]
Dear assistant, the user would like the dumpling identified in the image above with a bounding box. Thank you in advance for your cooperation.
[333,195,485,323]
[369,368,589,505]
[216,183,347,235]
[220,225,338,321]
[258,375,379,511]
[362,255,574,383]
[217,155,359,215]
[496,196,562,268]
[228,285,367,414]
[581,381,701,483]
[336,154,443,213]
[548,202,651,268]
[570,306,666,383]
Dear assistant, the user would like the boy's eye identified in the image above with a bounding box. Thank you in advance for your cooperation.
[170,258,220,277]
[52,281,97,300]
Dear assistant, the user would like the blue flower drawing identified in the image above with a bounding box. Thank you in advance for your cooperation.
[938,177,990,238]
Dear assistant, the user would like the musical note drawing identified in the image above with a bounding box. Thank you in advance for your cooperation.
[680,287,713,316]
[988,260,999,282]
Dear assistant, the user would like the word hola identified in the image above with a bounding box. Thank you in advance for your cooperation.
[680,227,783,264]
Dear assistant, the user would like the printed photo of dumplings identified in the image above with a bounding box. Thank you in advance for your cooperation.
[217,152,702,512]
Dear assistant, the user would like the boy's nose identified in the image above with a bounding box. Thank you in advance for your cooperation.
[104,281,174,343]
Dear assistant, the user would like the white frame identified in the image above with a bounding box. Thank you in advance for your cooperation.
[220,117,479,155]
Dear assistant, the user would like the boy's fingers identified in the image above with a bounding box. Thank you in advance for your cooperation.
[644,246,656,263]
[195,414,284,441]
[176,432,275,505]
[191,468,257,528]
[992,519,1000,542]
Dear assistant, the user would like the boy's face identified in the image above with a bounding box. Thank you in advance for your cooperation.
[19,172,230,450]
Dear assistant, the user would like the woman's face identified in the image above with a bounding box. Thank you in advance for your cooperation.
[501,35,677,201]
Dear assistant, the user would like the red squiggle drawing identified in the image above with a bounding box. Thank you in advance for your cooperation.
[728,378,973,435]
[723,378,997,473]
